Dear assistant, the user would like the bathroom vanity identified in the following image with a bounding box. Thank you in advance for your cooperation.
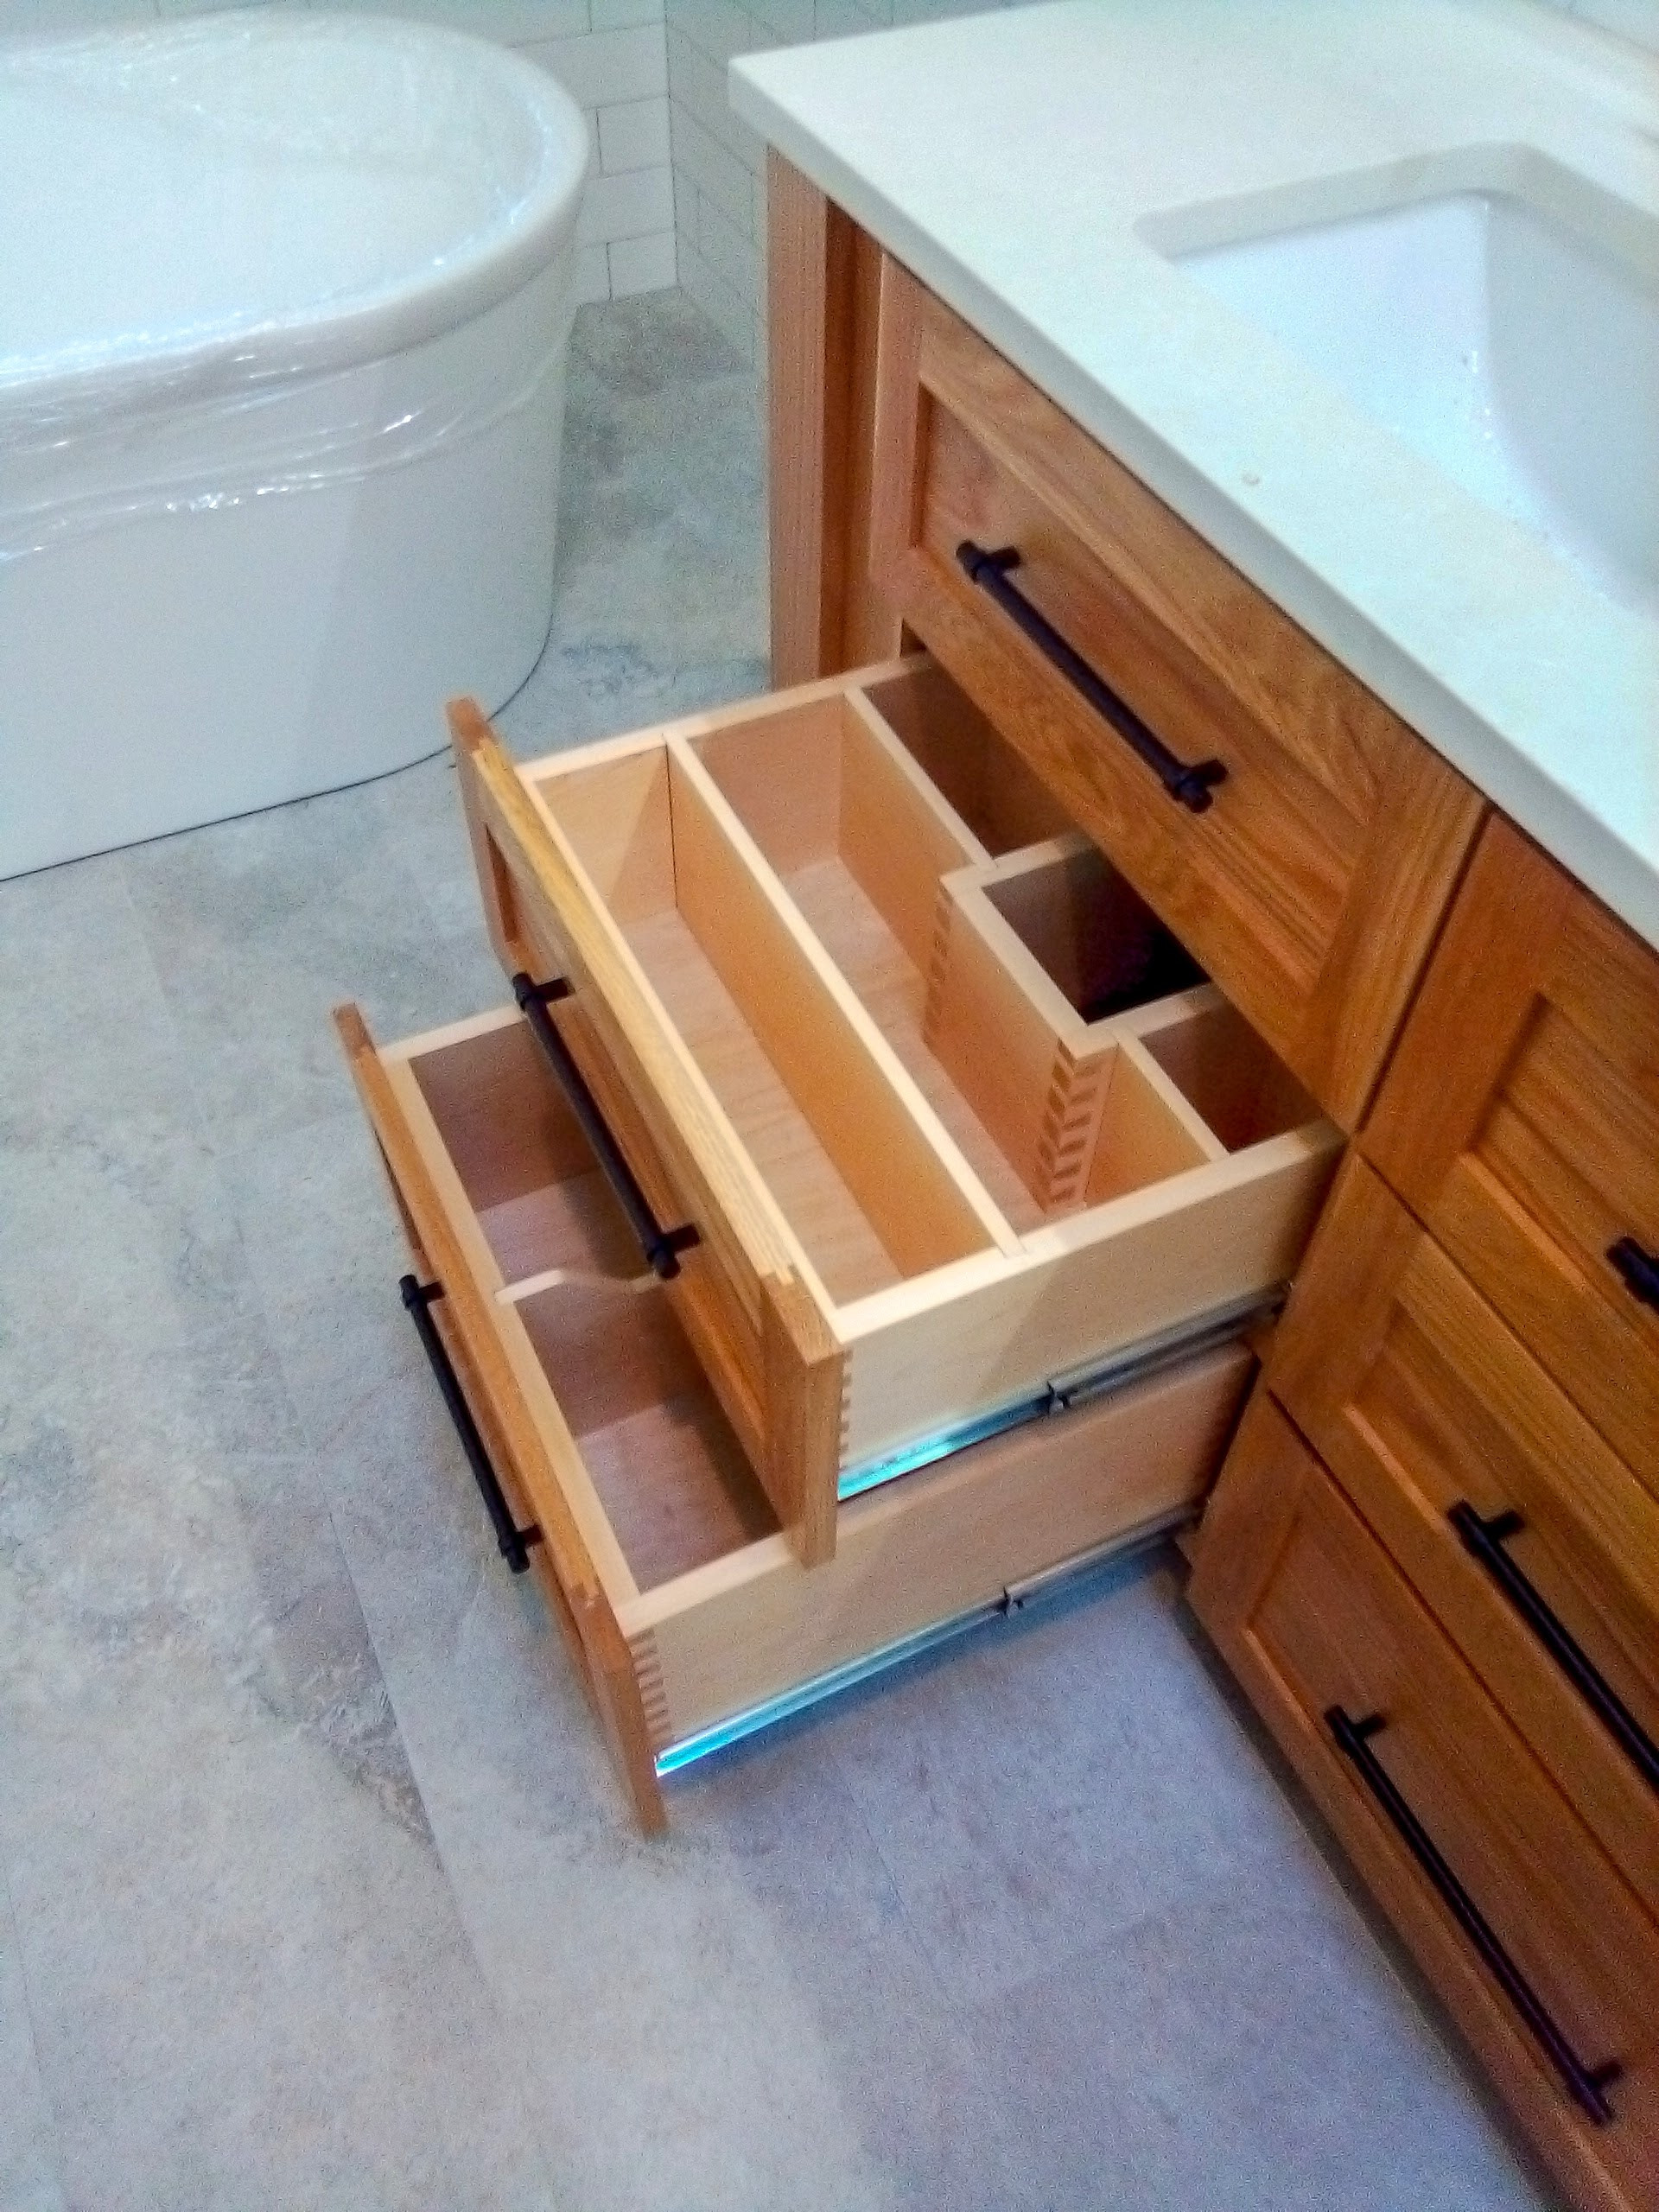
[337,3,1656,2206]
[728,3,1657,2203]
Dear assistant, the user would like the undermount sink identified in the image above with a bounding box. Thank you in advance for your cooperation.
[1150,157,1659,619]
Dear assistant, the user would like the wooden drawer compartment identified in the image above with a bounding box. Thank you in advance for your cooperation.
[1190,1395,1659,2212]
[1367,816,1659,1505]
[1270,1156,1659,1917]
[453,657,1338,1564]
[339,1001,1256,1831]
[867,255,1484,1132]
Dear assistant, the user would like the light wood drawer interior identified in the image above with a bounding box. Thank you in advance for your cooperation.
[346,1002,1256,1821]
[458,658,1339,1556]
[1367,816,1659,1507]
[1270,1158,1659,1919]
[868,255,1484,1131]
[1190,1396,1659,2212]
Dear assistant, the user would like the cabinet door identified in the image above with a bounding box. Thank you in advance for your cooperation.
[1270,1156,1659,1917]
[868,256,1484,1131]
[1190,1394,1659,2212]
[1366,817,1659,1501]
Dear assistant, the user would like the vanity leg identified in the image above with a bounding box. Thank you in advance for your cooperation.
[766,151,899,683]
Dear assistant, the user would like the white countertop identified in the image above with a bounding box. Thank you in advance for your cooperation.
[732,0,1659,948]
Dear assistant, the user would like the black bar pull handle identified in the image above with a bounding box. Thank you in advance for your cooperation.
[512,972,699,1281]
[1326,1706,1622,2123]
[1607,1236,1659,1313]
[1448,1503,1659,1793]
[955,541,1226,813]
[401,1275,542,1575]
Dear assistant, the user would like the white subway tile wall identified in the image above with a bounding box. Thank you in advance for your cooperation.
[7,0,1654,345]
[669,0,1052,364]
[0,0,677,304]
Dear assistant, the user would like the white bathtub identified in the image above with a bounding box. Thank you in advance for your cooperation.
[0,13,591,879]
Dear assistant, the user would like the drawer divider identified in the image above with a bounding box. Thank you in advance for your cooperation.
[454,707,801,1281]
[664,734,1022,1262]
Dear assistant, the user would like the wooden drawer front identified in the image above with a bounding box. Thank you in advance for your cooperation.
[339,1000,1255,1830]
[868,257,1484,1133]
[452,658,1338,1564]
[1190,1395,1659,2212]
[1368,816,1659,1504]
[458,727,843,1567]
[1270,1157,1659,1915]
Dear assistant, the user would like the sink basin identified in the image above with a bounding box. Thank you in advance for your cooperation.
[1156,162,1659,617]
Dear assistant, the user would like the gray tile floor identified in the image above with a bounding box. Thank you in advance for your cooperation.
[0,294,1561,2212]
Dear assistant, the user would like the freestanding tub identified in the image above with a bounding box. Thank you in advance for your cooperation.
[0,14,590,879]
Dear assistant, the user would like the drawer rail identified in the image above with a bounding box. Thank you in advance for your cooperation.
[656,1508,1189,1779]
[837,1286,1280,1502]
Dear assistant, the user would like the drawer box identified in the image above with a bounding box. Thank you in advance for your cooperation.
[1190,1395,1659,2212]
[1270,1157,1659,1919]
[452,657,1339,1563]
[1366,816,1659,1506]
[867,255,1485,1132]
[339,1001,1256,1831]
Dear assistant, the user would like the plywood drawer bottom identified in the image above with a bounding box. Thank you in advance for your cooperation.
[340,999,1256,1829]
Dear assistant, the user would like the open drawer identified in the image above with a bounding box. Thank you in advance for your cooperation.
[864,257,1486,1131]
[452,656,1340,1565]
[338,1001,1256,1830]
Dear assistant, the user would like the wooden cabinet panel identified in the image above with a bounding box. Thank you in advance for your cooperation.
[867,255,1485,1132]
[766,153,903,686]
[1367,817,1659,1502]
[1189,1394,1659,2212]
[1269,1156,1659,1916]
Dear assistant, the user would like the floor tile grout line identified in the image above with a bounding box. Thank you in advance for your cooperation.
[94,676,565,2168]
[210,1128,575,2193]
[101,835,570,2194]
[1,1853,72,2212]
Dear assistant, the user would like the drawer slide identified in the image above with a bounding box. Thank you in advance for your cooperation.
[838,1283,1281,1501]
[340,998,1257,1829]
[656,1506,1186,1777]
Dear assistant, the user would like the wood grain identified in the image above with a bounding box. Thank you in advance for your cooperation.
[866,257,1486,1130]
[835,1115,1338,1471]
[629,1339,1255,1746]
[1189,1395,1658,2212]
[623,901,902,1304]
[667,743,1008,1276]
[334,1001,668,1833]
[859,659,1071,855]
[783,852,1046,1232]
[925,862,1114,1213]
[766,153,901,683]
[449,697,531,973]
[454,669,1338,1547]
[1366,815,1659,1502]
[1269,1155,1659,1919]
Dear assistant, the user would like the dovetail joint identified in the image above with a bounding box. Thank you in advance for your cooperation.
[629,1630,673,1752]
